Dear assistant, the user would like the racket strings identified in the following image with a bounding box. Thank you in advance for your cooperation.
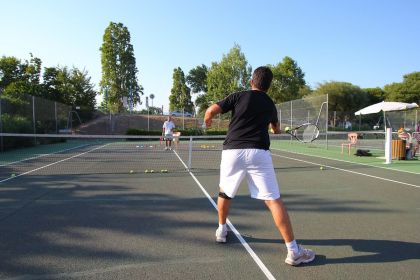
[302,125,319,142]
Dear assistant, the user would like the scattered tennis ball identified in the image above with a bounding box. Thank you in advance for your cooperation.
[145,169,149,173]
[11,173,16,177]
[284,126,290,132]
[130,170,134,174]
[320,166,324,170]
[150,170,155,173]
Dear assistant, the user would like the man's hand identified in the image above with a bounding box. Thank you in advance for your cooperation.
[269,122,281,134]
[204,104,222,129]
[203,119,212,129]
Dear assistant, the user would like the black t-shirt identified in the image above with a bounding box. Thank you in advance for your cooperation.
[217,90,278,150]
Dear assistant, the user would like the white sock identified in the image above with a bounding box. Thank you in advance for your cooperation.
[218,223,227,231]
[286,240,299,253]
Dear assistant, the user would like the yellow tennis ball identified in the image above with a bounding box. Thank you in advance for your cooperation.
[320,166,324,170]
[130,170,134,174]
[285,126,290,131]
[150,170,154,173]
[145,169,149,173]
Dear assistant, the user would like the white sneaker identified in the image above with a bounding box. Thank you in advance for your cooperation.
[215,228,228,243]
[285,245,315,266]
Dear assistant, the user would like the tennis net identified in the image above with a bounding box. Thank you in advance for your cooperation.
[0,133,228,180]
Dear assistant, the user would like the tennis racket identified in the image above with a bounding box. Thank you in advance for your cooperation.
[284,123,320,143]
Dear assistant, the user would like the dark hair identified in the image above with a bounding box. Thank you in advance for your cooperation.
[252,66,273,92]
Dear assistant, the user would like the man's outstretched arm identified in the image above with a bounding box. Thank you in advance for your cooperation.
[204,104,222,128]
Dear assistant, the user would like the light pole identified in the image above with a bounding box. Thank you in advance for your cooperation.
[146,96,149,131]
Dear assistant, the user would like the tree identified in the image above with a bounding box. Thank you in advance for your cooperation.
[267,56,306,103]
[186,64,208,94]
[364,87,386,104]
[41,66,97,112]
[384,72,420,104]
[70,68,97,112]
[206,44,252,104]
[169,67,194,113]
[311,81,369,122]
[99,22,143,113]
[0,54,44,98]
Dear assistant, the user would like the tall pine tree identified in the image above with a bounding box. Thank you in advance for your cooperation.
[169,67,193,113]
[99,22,143,113]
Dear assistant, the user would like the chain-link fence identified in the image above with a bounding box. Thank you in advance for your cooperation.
[332,109,419,132]
[0,92,72,134]
[276,94,329,146]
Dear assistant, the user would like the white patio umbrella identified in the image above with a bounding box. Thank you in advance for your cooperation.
[354,101,418,116]
[354,101,418,129]
[354,101,419,164]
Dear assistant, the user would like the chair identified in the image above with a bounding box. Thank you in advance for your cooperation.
[341,133,358,155]
[173,132,181,149]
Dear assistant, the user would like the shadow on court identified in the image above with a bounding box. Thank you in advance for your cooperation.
[241,236,420,265]
[0,174,218,278]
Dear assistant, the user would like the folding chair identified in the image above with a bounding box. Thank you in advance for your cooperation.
[341,133,358,155]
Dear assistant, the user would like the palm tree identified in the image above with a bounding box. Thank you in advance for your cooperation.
[149,94,155,107]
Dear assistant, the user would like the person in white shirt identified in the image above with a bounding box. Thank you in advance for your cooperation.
[162,116,176,150]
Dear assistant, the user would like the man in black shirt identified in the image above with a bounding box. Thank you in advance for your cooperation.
[204,66,315,266]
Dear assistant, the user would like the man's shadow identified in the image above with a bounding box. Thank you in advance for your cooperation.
[241,236,420,266]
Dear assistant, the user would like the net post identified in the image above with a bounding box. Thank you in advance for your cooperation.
[188,136,193,170]
[385,128,392,164]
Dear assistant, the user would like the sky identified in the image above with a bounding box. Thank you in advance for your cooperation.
[1,0,419,112]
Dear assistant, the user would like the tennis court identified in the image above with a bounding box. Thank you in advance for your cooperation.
[0,134,419,280]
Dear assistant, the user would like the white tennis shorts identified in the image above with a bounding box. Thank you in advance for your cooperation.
[219,149,280,200]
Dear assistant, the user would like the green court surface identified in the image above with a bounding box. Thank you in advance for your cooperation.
[271,140,420,174]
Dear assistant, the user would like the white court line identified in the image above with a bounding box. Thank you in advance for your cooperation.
[272,147,419,175]
[173,150,276,280]
[0,144,109,184]
[272,153,420,189]
[0,144,91,167]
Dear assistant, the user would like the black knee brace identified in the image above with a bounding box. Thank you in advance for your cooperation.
[218,192,232,200]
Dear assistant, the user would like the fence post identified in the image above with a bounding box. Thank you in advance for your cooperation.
[0,90,3,152]
[326,94,329,149]
[55,101,58,133]
[188,136,193,170]
[32,95,36,144]
[278,108,281,129]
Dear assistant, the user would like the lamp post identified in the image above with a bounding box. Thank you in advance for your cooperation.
[146,96,149,131]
